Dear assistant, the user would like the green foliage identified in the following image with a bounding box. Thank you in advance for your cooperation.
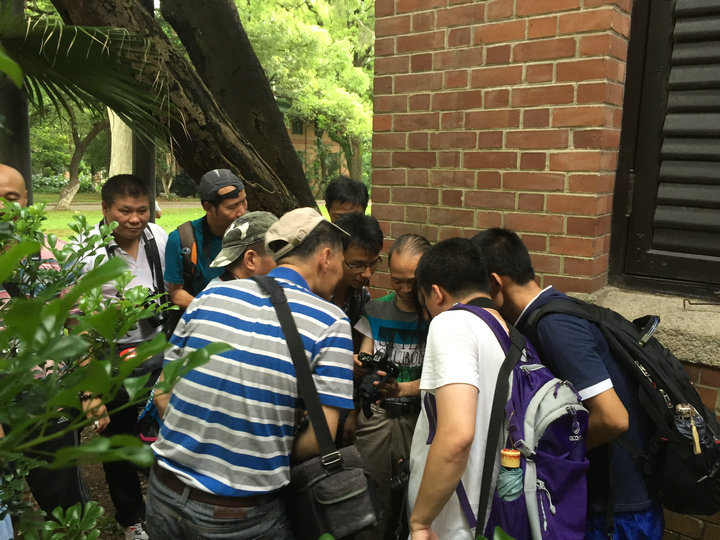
[477,526,516,540]
[31,173,99,194]
[0,42,22,88]
[35,501,104,540]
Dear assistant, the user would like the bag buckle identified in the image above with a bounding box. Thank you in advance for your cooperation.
[321,451,344,473]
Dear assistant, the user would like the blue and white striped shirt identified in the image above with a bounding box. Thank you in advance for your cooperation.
[153,266,354,496]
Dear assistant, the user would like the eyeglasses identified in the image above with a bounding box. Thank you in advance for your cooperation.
[344,256,382,272]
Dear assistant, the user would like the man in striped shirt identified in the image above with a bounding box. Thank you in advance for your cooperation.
[147,208,355,539]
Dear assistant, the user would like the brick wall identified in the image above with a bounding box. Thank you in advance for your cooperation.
[372,0,631,294]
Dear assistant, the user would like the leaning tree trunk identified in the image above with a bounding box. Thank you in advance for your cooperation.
[160,0,314,209]
[51,0,310,216]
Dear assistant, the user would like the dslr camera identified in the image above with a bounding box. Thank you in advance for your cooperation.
[357,350,399,418]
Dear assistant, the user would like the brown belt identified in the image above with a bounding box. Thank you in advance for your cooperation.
[152,463,279,508]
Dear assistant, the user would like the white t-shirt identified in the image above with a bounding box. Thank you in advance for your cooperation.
[408,308,507,539]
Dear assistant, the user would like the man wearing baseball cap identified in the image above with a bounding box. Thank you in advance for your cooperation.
[208,211,278,282]
[148,207,354,539]
[164,169,248,313]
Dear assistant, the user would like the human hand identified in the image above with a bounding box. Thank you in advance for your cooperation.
[410,527,439,540]
[82,398,110,433]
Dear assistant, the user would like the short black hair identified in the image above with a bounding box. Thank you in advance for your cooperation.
[324,175,369,211]
[388,234,431,265]
[416,237,490,297]
[471,228,536,285]
[101,174,150,206]
[334,212,383,255]
[274,220,344,263]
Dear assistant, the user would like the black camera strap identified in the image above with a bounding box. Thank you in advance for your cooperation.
[251,275,341,471]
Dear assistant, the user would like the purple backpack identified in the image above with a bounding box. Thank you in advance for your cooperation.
[450,299,590,539]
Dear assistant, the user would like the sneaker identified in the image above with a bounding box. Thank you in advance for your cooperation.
[124,522,149,540]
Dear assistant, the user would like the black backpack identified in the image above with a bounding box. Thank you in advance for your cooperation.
[526,298,720,515]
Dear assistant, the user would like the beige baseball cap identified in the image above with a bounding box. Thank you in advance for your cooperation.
[265,207,349,262]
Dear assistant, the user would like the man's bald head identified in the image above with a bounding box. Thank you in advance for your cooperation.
[0,164,27,208]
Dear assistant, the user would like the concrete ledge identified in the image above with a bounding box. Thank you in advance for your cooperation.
[570,286,720,368]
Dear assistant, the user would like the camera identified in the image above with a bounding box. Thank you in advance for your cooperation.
[357,350,399,418]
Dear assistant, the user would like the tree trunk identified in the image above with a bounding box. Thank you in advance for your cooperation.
[108,109,133,177]
[56,114,108,210]
[349,136,363,184]
[51,0,311,216]
[160,0,314,209]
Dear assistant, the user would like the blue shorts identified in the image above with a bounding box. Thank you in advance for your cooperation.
[586,504,664,540]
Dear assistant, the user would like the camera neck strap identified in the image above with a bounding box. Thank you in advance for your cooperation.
[251,275,340,465]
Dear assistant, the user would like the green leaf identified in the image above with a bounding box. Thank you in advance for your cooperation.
[51,434,153,468]
[0,240,41,282]
[0,44,22,88]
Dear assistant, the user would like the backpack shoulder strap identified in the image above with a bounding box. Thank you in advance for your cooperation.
[177,221,197,293]
[525,298,602,332]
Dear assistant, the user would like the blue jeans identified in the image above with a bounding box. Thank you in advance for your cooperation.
[586,503,664,540]
[145,469,293,540]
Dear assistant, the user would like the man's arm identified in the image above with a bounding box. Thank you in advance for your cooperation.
[168,283,194,309]
[292,405,341,462]
[584,387,629,450]
[409,383,478,539]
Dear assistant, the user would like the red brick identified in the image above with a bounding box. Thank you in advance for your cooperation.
[573,129,621,150]
[391,222,438,242]
[507,129,569,149]
[407,170,429,186]
[411,53,433,72]
[547,193,600,215]
[511,85,575,107]
[395,72,444,92]
[442,189,463,206]
[374,132,407,149]
[579,33,628,60]
[486,44,512,64]
[533,253,562,274]
[477,171,502,188]
[465,151,518,169]
[691,384,717,412]
[699,366,720,388]
[466,190,516,209]
[477,131,503,148]
[558,8,631,37]
[487,0,514,21]
[374,76,393,95]
[376,37,395,57]
[577,81,625,105]
[683,363,700,384]
[544,275,606,294]
[553,105,608,127]
[375,56,410,75]
[484,89,510,108]
[372,151,392,167]
[566,215,612,236]
[372,203,405,221]
[449,27,471,47]
[445,69,469,88]
[398,30,446,53]
[375,95,408,113]
[522,109,551,128]
[471,65,523,87]
[556,58,625,83]
[476,210,503,228]
[412,11,435,32]
[408,132,429,150]
[441,111,464,129]
[376,0,395,18]
[568,173,616,193]
[409,93,431,110]
[375,15,412,38]
[521,234,548,251]
[585,0,632,13]
[504,172,565,191]
[430,131,477,149]
[393,187,438,204]
[528,16,558,39]
[516,0,579,17]
[465,109,520,129]
[437,4,485,27]
[397,0,445,12]
[549,236,595,257]
[392,151,437,168]
[434,47,484,70]
[406,206,428,223]
[433,90,484,110]
[394,112,440,131]
[526,63,554,83]
[518,193,545,211]
[505,213,564,233]
[374,169,406,185]
[549,151,615,172]
[521,152,547,170]
[473,20,526,45]
[372,186,391,205]
[438,227,467,241]
[513,37,576,62]
[431,170,475,187]
[429,208,474,226]
[438,151,462,168]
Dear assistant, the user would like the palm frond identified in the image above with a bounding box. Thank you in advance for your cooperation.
[0,13,174,144]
